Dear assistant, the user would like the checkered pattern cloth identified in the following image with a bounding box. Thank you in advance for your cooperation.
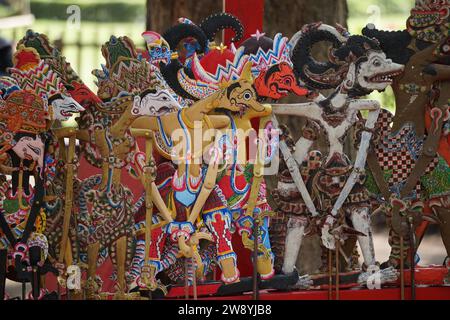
[374,109,439,198]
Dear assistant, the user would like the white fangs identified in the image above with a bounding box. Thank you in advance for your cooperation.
[369,70,402,83]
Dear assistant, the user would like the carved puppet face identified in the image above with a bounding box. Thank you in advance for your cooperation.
[11,134,44,167]
[49,94,85,121]
[254,62,309,100]
[215,61,270,117]
[131,89,181,117]
[221,79,270,117]
[145,35,172,66]
[356,51,404,92]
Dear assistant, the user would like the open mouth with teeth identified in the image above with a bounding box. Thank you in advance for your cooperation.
[60,110,76,117]
[148,105,178,116]
[270,83,289,96]
[366,70,403,84]
[219,103,250,117]
[60,103,83,118]
[236,103,249,117]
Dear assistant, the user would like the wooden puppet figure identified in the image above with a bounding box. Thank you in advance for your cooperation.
[130,61,274,287]
[0,89,50,299]
[154,17,311,286]
[362,0,450,272]
[272,23,404,275]
[7,41,88,297]
[75,35,181,299]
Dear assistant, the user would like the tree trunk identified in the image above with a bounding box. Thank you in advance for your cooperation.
[264,0,349,140]
[264,0,348,39]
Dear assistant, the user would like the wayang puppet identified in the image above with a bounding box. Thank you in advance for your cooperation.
[1,4,450,300]
[270,23,403,286]
[361,0,450,283]
[137,13,314,293]
[0,87,50,300]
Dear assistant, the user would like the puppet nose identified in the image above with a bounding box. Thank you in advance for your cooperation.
[290,83,309,96]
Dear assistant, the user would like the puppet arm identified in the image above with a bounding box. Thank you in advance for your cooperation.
[129,116,159,132]
[207,115,231,130]
[272,103,321,121]
[75,129,91,142]
[423,63,450,82]
[349,99,381,111]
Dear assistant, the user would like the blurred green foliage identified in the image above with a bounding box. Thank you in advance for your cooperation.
[0,0,26,18]
[29,0,145,23]
[347,0,415,112]
[348,0,414,16]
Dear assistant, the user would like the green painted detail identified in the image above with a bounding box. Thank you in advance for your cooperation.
[243,163,254,183]
[365,167,393,195]
[3,198,28,214]
[421,157,450,198]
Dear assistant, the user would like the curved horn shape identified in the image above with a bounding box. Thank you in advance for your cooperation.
[191,53,218,84]
[290,23,348,90]
[362,24,413,64]
[289,23,348,57]
[199,12,244,43]
[159,60,199,101]
[162,23,209,53]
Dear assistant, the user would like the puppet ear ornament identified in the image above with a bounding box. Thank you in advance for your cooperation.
[241,61,253,82]
[218,79,232,90]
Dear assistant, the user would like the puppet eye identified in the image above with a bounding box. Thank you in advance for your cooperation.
[373,59,381,67]
[243,91,252,100]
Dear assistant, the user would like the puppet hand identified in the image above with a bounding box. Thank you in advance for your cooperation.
[166,221,196,243]
[321,215,337,249]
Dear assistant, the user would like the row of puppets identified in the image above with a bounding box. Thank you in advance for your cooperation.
[0,0,449,300]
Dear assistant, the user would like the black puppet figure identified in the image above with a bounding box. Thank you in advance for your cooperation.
[0,90,57,299]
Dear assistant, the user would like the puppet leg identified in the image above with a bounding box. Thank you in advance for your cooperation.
[282,216,306,274]
[248,188,276,280]
[146,224,167,289]
[115,236,127,297]
[86,241,100,299]
[203,208,239,283]
[383,207,410,269]
[235,211,274,279]
[350,206,376,268]
[129,239,145,288]
[434,206,450,283]
[0,249,6,300]
[256,214,275,279]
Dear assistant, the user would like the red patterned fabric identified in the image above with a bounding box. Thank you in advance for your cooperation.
[374,109,439,197]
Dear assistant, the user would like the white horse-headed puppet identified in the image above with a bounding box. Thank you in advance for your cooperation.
[273,23,404,275]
